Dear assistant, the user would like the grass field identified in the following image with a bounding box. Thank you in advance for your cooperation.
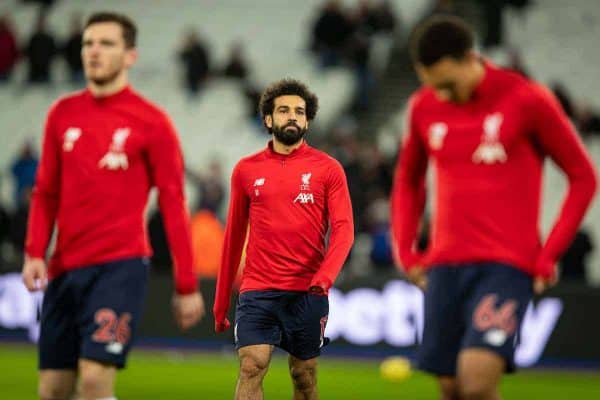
[1,344,599,399]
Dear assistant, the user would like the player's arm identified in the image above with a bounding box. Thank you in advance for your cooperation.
[22,103,61,291]
[390,96,429,274]
[213,164,249,331]
[529,84,598,282]
[309,161,354,294]
[148,114,204,330]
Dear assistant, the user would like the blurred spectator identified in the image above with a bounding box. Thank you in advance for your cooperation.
[186,160,225,216]
[366,193,392,267]
[551,82,575,120]
[9,187,32,254]
[0,14,19,82]
[506,48,529,78]
[25,14,57,84]
[311,0,353,68]
[223,41,249,80]
[148,209,171,273]
[348,29,374,111]
[243,82,263,129]
[577,102,600,138]
[11,140,39,208]
[560,228,594,283]
[190,208,224,279]
[178,29,210,97]
[477,0,504,49]
[356,0,397,35]
[62,13,84,84]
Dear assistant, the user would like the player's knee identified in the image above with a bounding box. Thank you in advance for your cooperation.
[78,367,114,398]
[459,380,495,400]
[38,383,72,400]
[290,360,317,392]
[239,356,269,381]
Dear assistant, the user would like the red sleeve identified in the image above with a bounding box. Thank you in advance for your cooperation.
[148,114,197,294]
[213,164,249,323]
[25,103,61,259]
[528,84,598,279]
[310,161,354,292]
[390,96,429,272]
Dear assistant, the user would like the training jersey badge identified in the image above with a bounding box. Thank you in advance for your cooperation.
[63,127,82,152]
[253,177,265,196]
[98,128,131,170]
[472,112,507,164]
[428,122,448,150]
[294,172,314,204]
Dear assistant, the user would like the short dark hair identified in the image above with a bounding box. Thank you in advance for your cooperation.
[259,78,319,131]
[85,12,137,48]
[410,15,474,66]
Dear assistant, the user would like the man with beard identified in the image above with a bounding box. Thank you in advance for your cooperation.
[214,79,354,400]
[22,12,205,400]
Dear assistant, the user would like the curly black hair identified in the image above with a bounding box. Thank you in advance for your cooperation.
[410,15,474,67]
[259,78,319,131]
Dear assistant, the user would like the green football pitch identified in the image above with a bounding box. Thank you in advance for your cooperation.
[1,344,599,399]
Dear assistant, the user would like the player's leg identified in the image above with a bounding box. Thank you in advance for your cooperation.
[76,259,149,399]
[437,376,460,400]
[38,370,77,400]
[236,344,274,400]
[416,267,465,400]
[457,349,503,400]
[458,263,533,400]
[234,291,283,400]
[288,355,318,400]
[77,358,117,399]
[38,274,79,399]
[280,292,329,400]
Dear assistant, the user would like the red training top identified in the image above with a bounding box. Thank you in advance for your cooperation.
[391,62,597,279]
[25,86,197,294]
[214,141,354,323]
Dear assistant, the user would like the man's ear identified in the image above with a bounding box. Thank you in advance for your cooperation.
[265,114,273,129]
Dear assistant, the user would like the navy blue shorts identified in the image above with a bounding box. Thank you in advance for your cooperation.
[235,290,329,360]
[418,263,533,376]
[39,258,149,370]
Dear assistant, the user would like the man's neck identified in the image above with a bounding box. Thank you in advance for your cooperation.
[272,138,304,155]
[465,61,486,100]
[87,72,128,98]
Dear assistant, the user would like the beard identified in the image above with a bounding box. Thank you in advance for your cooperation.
[272,122,308,146]
[86,63,123,86]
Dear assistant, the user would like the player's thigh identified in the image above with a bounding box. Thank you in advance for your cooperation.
[462,264,532,372]
[234,291,282,349]
[38,369,77,400]
[77,358,117,398]
[418,267,465,376]
[78,258,149,369]
[457,348,504,397]
[238,344,274,379]
[281,292,328,360]
[38,274,80,371]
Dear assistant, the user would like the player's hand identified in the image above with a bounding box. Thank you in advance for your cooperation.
[172,291,205,331]
[533,264,559,295]
[406,266,428,291]
[22,256,48,292]
[215,317,231,333]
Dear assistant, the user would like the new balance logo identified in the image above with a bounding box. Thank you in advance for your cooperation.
[254,178,265,186]
[294,193,314,204]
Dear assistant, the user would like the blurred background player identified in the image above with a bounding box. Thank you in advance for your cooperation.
[391,15,597,400]
[213,79,354,400]
[21,12,205,400]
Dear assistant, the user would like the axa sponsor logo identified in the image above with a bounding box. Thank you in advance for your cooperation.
[294,192,314,204]
[99,128,130,170]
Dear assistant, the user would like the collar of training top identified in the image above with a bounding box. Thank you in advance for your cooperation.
[265,140,309,160]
